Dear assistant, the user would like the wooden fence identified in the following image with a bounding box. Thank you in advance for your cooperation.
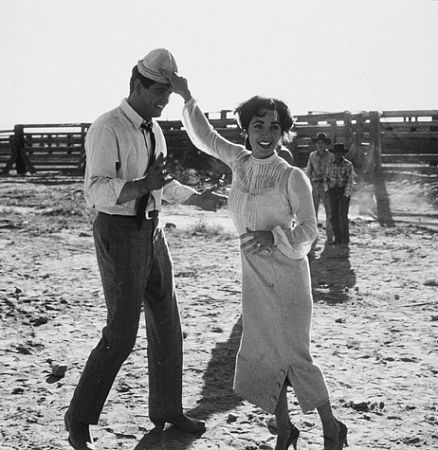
[1,109,437,176]
[0,123,90,174]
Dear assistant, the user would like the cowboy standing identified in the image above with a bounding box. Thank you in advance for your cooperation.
[324,143,354,247]
[306,132,334,244]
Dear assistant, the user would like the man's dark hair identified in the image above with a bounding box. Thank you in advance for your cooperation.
[129,66,156,94]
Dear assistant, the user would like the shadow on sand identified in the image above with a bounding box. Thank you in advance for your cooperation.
[133,317,243,449]
[310,242,356,304]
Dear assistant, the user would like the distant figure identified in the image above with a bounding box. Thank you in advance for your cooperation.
[306,132,334,244]
[15,153,27,175]
[276,144,295,165]
[324,143,354,248]
[169,72,348,450]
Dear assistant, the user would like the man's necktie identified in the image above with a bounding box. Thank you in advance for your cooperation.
[136,122,156,230]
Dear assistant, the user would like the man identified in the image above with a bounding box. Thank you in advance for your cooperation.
[324,143,354,248]
[65,49,223,450]
[306,132,334,244]
[276,144,295,165]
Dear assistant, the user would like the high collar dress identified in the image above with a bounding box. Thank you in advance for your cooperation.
[182,99,330,414]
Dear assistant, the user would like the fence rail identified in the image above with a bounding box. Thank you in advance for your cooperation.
[1,109,437,176]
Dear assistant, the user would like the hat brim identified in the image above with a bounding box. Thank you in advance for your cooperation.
[330,148,348,153]
[312,138,331,144]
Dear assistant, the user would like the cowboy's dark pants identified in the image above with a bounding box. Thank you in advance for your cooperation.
[328,187,350,244]
[67,212,183,424]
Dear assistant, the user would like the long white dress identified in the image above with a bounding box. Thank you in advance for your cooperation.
[182,99,330,414]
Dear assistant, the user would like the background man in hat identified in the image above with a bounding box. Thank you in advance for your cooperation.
[65,48,220,449]
[324,143,354,248]
[306,132,334,244]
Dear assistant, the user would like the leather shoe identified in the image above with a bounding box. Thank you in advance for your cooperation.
[151,413,206,433]
[64,411,95,450]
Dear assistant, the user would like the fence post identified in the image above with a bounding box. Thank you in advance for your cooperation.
[369,111,382,172]
[343,112,352,148]
[355,114,365,146]
[77,123,88,173]
[3,124,28,174]
[329,119,337,144]
[14,125,27,174]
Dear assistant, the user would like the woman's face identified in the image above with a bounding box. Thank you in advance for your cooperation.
[247,108,283,159]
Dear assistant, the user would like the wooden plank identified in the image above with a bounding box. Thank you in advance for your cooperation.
[25,137,84,145]
[381,126,438,134]
[380,119,438,126]
[25,146,84,153]
[381,110,438,118]
[381,154,438,163]
[382,137,438,146]
[294,112,355,123]
[29,159,81,166]
[382,145,438,154]
[21,123,88,129]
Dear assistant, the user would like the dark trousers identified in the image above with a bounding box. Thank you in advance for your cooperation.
[67,213,183,424]
[328,187,350,244]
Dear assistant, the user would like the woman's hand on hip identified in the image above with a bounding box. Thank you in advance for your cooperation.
[240,227,274,255]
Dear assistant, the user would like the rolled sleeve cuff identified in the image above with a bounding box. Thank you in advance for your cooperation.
[111,178,127,203]
[86,177,128,209]
[272,225,311,260]
[163,179,197,204]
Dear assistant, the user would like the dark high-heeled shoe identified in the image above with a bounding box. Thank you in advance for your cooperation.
[324,420,348,449]
[288,424,300,450]
[275,423,300,450]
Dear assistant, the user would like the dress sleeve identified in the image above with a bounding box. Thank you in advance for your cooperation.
[182,98,248,166]
[271,168,317,259]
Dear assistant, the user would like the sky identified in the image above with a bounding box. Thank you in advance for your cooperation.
[1,0,437,130]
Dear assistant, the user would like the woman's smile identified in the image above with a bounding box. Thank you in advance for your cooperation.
[248,108,282,158]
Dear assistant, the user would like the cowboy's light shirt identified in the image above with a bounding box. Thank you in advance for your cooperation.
[182,98,330,413]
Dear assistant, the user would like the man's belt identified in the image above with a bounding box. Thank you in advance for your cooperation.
[145,210,159,220]
[98,211,159,220]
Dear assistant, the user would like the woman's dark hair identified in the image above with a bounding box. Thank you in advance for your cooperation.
[234,96,294,135]
[129,66,156,94]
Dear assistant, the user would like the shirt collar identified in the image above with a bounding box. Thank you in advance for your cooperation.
[250,152,278,164]
[120,98,154,130]
[316,149,329,158]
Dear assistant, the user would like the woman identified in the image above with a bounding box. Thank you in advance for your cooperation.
[169,73,348,450]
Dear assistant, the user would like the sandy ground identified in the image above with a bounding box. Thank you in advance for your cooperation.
[0,172,437,450]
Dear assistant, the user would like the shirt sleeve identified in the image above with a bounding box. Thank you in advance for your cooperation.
[344,162,354,197]
[162,179,197,204]
[271,168,317,259]
[305,153,313,178]
[323,162,331,192]
[182,98,248,166]
[85,123,127,208]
